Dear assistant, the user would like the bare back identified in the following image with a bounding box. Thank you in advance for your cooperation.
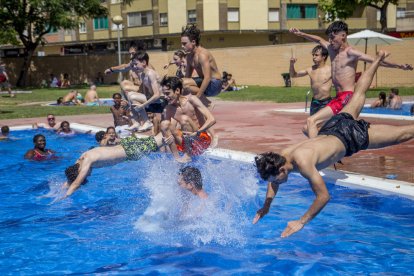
[187,47,221,80]
[84,89,98,103]
[329,46,358,92]
[308,64,332,100]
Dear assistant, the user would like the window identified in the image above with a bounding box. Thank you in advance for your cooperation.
[160,13,168,26]
[93,17,109,30]
[397,8,406,18]
[188,10,197,23]
[79,22,87,33]
[228,8,239,22]
[269,8,279,22]
[128,11,153,27]
[287,4,317,19]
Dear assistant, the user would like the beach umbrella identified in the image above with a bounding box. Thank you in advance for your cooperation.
[347,29,402,70]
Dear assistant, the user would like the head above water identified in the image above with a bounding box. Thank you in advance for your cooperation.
[1,125,10,135]
[179,166,203,190]
[255,152,287,182]
[95,130,106,142]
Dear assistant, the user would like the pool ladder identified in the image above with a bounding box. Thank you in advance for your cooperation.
[304,90,311,113]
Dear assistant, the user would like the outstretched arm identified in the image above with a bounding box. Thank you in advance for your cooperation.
[289,28,330,49]
[189,96,216,134]
[104,63,132,74]
[348,48,413,70]
[65,161,91,198]
[289,58,308,78]
[252,181,279,224]
[281,164,330,238]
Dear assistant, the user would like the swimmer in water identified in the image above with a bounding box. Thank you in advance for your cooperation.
[24,134,56,161]
[178,166,208,199]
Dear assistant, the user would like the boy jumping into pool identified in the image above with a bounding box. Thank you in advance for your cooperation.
[252,50,414,238]
[290,21,413,138]
[62,132,190,199]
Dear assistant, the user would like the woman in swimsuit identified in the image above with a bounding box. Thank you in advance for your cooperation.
[57,121,75,136]
[24,134,56,161]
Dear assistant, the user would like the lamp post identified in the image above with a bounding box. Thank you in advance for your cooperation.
[112,15,123,84]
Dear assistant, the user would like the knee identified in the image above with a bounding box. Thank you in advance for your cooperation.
[120,80,132,91]
[302,124,309,137]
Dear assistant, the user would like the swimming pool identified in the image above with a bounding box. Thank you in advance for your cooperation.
[361,102,413,116]
[1,129,414,274]
[46,98,114,106]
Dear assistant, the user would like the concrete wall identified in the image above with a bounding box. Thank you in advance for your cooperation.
[3,39,414,87]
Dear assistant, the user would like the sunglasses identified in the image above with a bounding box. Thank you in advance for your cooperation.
[47,117,55,120]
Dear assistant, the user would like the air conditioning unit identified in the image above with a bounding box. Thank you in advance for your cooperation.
[154,39,162,47]
[107,43,115,50]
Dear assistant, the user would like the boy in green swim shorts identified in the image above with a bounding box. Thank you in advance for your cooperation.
[62,132,189,198]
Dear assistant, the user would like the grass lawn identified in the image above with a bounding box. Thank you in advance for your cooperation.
[1,85,413,120]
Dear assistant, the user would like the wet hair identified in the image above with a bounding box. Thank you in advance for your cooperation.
[131,51,149,65]
[312,45,328,61]
[65,163,80,185]
[33,134,45,143]
[1,125,10,134]
[391,88,399,95]
[379,91,387,107]
[60,121,70,128]
[174,49,187,59]
[160,76,183,92]
[179,166,203,190]
[255,152,287,180]
[181,24,201,46]
[112,92,122,99]
[95,131,106,142]
[325,21,348,36]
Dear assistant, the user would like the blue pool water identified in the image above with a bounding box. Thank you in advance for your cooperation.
[1,130,414,274]
[361,102,413,116]
[48,98,114,106]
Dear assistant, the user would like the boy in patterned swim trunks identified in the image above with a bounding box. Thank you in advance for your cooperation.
[290,21,413,138]
[62,132,189,198]
[252,51,414,238]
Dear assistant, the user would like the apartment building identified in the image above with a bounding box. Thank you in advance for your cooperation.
[2,0,413,57]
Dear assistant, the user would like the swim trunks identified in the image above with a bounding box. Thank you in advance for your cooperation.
[310,97,332,116]
[318,112,370,157]
[86,102,99,106]
[145,98,168,113]
[191,77,223,97]
[327,91,353,115]
[120,136,158,161]
[176,130,211,156]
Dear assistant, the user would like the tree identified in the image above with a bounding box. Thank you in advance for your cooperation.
[319,0,399,33]
[0,0,133,87]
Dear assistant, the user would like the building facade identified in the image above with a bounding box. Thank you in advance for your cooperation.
[2,0,414,57]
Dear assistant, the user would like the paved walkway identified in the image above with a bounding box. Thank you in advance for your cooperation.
[1,99,413,184]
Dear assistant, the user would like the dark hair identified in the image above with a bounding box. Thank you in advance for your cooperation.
[131,51,149,65]
[33,134,45,143]
[174,49,187,58]
[160,76,183,92]
[325,21,348,36]
[60,121,70,128]
[391,88,399,95]
[181,24,201,46]
[57,97,63,105]
[106,126,115,133]
[379,91,387,107]
[1,125,10,134]
[411,104,414,115]
[255,152,287,180]
[312,45,329,61]
[112,92,122,99]
[179,166,203,190]
[130,41,146,51]
[65,163,80,185]
[95,131,106,142]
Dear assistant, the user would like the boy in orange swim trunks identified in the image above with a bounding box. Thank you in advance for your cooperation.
[160,76,216,159]
[290,21,413,138]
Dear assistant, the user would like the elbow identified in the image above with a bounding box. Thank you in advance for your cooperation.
[320,193,331,204]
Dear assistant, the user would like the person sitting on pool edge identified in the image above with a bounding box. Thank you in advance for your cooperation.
[178,166,208,199]
[24,134,56,161]
[62,131,190,199]
[252,51,414,238]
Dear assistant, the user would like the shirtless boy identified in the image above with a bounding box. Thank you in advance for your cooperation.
[110,93,131,138]
[290,45,332,117]
[180,24,222,106]
[161,76,216,159]
[84,85,100,106]
[178,166,208,199]
[253,51,414,238]
[290,21,413,138]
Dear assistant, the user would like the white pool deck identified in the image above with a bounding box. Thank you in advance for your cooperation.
[12,123,414,200]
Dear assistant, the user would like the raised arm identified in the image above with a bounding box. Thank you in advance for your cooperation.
[281,163,330,238]
[289,28,330,49]
[252,181,280,224]
[348,48,413,70]
[289,58,309,78]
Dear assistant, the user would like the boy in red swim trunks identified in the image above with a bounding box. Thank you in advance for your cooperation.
[290,21,413,138]
[160,76,216,159]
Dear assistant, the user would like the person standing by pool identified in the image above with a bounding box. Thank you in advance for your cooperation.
[84,85,100,106]
[290,21,413,138]
[289,45,332,117]
[161,76,216,159]
[253,51,414,238]
[24,134,56,161]
[62,131,189,198]
[0,62,15,98]
[110,93,131,138]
